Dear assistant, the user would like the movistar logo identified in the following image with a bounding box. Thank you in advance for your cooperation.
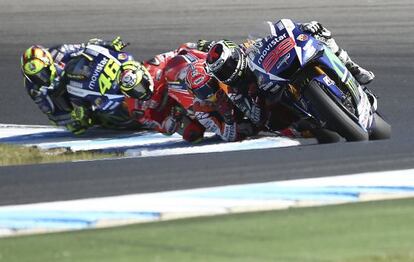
[257,33,287,64]
[89,57,108,90]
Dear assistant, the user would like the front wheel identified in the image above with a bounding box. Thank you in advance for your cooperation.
[369,112,391,140]
[304,81,369,142]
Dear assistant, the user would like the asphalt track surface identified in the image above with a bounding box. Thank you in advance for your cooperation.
[0,0,413,205]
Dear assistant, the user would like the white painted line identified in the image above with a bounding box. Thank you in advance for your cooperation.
[0,168,413,237]
[0,124,65,138]
[0,124,306,155]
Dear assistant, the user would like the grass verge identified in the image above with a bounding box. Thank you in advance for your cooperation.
[0,144,114,166]
[0,198,413,262]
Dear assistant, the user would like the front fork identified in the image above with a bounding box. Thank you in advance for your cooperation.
[288,65,376,131]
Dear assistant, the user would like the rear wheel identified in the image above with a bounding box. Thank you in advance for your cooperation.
[304,80,369,142]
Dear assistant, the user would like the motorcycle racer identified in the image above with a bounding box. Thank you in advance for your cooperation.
[125,43,207,142]
[21,37,153,135]
[204,20,376,131]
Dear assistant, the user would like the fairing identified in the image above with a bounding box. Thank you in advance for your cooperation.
[247,19,374,130]
[65,45,133,111]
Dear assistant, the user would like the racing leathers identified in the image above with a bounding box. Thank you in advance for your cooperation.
[218,68,298,134]
[192,89,256,141]
[23,42,93,134]
[125,43,206,142]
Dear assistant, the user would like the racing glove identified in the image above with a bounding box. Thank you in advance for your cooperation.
[111,36,129,51]
[301,21,332,38]
[66,122,87,135]
[162,106,186,135]
[244,104,262,126]
[70,106,90,123]
[66,106,93,135]
[88,36,129,51]
[197,40,216,52]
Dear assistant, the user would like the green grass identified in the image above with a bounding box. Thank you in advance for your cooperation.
[0,144,114,166]
[1,198,414,262]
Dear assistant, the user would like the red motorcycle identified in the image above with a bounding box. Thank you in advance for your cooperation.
[125,46,207,142]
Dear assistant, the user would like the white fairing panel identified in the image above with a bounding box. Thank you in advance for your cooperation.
[357,86,374,130]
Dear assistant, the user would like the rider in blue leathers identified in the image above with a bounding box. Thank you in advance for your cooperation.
[21,37,153,134]
[203,20,376,131]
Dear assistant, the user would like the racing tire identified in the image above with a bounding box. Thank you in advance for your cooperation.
[304,81,369,142]
[311,128,342,144]
[369,112,391,140]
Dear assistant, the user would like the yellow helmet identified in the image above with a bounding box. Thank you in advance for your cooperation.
[119,61,154,100]
[21,45,57,86]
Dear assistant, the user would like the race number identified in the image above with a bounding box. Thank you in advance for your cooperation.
[99,59,120,94]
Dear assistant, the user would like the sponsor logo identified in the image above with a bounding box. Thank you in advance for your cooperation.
[89,57,108,90]
[297,34,308,41]
[183,53,197,63]
[94,97,103,107]
[223,124,236,141]
[260,37,296,72]
[323,75,335,86]
[193,77,204,85]
[117,53,128,60]
[260,82,274,91]
[260,82,281,93]
[257,34,288,65]
[155,69,163,81]
[276,53,291,69]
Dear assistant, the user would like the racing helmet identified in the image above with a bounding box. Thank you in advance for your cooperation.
[21,45,57,86]
[186,61,219,101]
[206,40,247,85]
[119,61,154,100]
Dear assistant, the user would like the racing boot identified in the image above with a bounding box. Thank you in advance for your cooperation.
[337,49,375,85]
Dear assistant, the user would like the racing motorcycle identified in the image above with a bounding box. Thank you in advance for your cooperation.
[164,49,206,112]
[63,44,144,131]
[248,19,391,142]
[124,47,207,142]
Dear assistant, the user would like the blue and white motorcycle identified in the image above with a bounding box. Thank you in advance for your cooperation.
[63,44,146,130]
[248,19,391,142]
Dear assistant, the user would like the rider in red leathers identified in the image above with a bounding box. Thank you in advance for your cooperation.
[125,43,207,142]
[131,42,256,142]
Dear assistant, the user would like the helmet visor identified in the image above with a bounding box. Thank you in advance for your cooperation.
[123,76,153,101]
[213,52,240,83]
[23,58,53,86]
[26,66,52,86]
